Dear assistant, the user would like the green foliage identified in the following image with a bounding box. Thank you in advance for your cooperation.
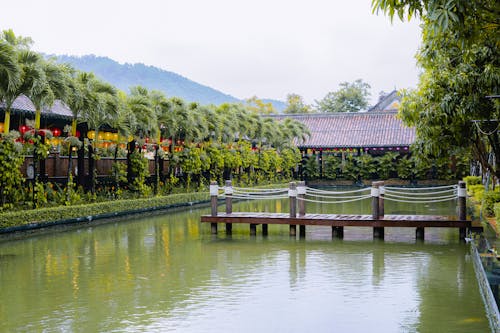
[0,192,210,228]
[129,150,150,195]
[396,155,413,180]
[356,154,377,180]
[0,133,24,209]
[483,190,500,217]
[316,79,371,113]
[464,176,481,186]
[468,184,485,202]
[323,155,342,180]
[375,0,500,179]
[343,155,359,181]
[303,156,319,180]
[283,93,312,114]
[377,152,399,179]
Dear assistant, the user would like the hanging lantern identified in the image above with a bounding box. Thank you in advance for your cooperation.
[97,132,104,141]
[87,131,95,140]
[52,128,61,137]
[75,130,81,138]
[19,125,30,135]
[104,132,113,141]
[0,123,4,132]
[112,133,118,142]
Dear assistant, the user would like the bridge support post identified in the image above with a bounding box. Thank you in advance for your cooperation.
[372,181,384,239]
[210,181,218,234]
[289,182,297,237]
[250,224,257,236]
[458,181,467,240]
[378,182,385,218]
[416,227,425,240]
[332,226,344,238]
[262,223,268,236]
[225,180,233,235]
[297,181,306,238]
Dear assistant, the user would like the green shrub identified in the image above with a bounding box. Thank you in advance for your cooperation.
[0,192,210,228]
[468,184,485,202]
[483,190,500,217]
[464,176,482,186]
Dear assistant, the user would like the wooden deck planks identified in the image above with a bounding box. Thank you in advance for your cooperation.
[200,212,472,228]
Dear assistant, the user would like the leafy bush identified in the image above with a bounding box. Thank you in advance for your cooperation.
[464,176,481,186]
[468,184,485,202]
[483,190,500,217]
[0,192,210,228]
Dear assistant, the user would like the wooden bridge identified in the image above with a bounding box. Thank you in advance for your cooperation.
[200,181,482,240]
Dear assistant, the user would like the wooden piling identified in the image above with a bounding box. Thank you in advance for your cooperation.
[289,182,297,237]
[372,181,384,239]
[416,227,425,240]
[297,181,306,216]
[262,223,268,236]
[250,224,257,236]
[378,182,385,217]
[458,180,467,240]
[210,181,218,234]
[332,226,344,238]
[225,180,233,235]
[299,225,306,238]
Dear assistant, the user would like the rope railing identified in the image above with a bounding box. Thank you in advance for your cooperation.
[297,194,372,204]
[305,186,371,195]
[384,187,457,196]
[385,184,457,191]
[383,185,458,204]
[232,186,288,193]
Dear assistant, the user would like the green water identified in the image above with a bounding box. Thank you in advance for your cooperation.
[0,196,491,332]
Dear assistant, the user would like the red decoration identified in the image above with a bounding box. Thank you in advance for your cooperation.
[52,128,61,137]
[19,125,29,134]
[75,130,81,138]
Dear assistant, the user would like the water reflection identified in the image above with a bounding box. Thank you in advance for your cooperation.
[0,198,490,333]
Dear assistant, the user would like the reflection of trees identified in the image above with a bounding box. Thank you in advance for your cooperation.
[0,200,486,332]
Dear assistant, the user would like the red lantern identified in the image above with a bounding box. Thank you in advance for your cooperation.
[19,125,29,134]
[52,128,61,137]
[75,130,81,138]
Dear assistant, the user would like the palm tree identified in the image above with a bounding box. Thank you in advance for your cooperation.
[80,77,118,193]
[0,41,21,133]
[0,29,36,134]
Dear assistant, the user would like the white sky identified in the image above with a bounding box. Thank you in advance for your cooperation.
[0,0,421,105]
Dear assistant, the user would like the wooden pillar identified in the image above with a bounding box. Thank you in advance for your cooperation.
[289,182,297,237]
[210,181,218,234]
[332,226,344,238]
[458,180,467,240]
[297,181,306,216]
[250,224,257,236]
[297,181,306,238]
[262,223,268,236]
[225,180,233,235]
[372,181,384,239]
[416,227,425,240]
[378,182,385,217]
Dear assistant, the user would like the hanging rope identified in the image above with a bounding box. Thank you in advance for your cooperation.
[385,184,457,191]
[305,186,370,195]
[297,194,372,204]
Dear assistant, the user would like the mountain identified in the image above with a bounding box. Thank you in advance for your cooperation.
[54,54,285,111]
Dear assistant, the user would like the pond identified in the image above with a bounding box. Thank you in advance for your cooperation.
[0,193,491,332]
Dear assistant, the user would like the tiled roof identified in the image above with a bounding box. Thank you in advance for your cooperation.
[0,95,72,119]
[271,112,415,148]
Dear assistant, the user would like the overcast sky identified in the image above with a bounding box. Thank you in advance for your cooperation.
[0,0,421,105]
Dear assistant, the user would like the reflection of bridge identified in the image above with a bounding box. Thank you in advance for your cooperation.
[200,181,482,240]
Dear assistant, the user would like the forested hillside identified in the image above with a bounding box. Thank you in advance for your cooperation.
[55,54,285,110]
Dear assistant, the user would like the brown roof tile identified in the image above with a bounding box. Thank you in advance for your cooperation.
[272,112,415,148]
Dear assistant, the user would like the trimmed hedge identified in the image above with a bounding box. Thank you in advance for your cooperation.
[0,192,210,229]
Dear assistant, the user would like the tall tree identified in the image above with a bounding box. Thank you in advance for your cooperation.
[316,79,371,113]
[373,0,500,179]
[244,96,276,114]
[283,93,311,114]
